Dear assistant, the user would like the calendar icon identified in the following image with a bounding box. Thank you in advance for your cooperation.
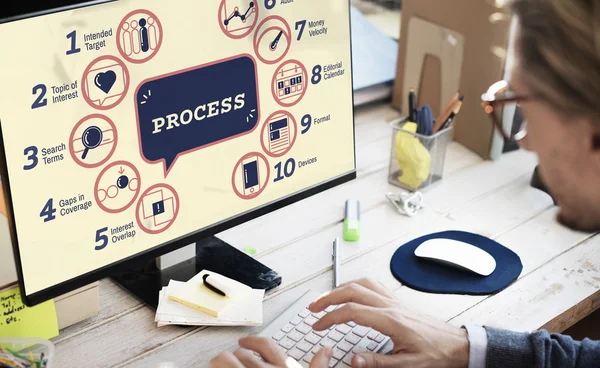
[272,60,308,107]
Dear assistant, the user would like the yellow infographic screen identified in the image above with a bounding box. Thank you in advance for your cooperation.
[0,0,355,298]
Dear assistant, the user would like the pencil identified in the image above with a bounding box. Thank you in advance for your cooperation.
[433,92,460,133]
[440,97,464,131]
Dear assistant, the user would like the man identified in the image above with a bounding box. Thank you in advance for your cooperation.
[211,0,600,366]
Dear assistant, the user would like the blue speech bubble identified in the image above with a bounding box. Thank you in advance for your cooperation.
[135,55,260,176]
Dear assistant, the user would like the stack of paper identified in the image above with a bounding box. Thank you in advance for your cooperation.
[155,270,264,327]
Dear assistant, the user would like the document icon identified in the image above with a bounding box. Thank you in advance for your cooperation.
[268,118,290,155]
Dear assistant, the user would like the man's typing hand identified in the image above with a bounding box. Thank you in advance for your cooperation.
[308,278,470,368]
[209,336,331,368]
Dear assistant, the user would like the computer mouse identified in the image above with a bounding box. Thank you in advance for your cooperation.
[414,238,496,276]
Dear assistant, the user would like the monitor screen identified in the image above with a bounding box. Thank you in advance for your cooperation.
[0,0,356,305]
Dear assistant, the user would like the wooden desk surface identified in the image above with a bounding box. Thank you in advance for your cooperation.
[51,102,600,367]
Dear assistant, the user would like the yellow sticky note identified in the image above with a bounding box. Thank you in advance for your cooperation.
[0,287,58,339]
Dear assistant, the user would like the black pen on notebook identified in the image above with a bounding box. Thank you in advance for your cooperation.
[203,274,233,297]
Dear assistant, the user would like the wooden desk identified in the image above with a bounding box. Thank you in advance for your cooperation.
[51,102,600,367]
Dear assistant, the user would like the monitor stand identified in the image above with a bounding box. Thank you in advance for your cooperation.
[110,236,281,309]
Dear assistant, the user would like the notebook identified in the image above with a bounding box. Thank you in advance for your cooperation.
[167,270,261,318]
[156,280,263,327]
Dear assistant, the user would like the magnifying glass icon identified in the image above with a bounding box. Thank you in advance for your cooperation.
[81,126,103,160]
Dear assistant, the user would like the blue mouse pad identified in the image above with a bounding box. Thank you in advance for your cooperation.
[390,231,523,295]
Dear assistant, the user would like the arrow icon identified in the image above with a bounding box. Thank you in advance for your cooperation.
[118,166,125,174]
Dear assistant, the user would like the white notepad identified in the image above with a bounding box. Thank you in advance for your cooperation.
[168,270,256,317]
[159,270,264,326]
[156,283,263,327]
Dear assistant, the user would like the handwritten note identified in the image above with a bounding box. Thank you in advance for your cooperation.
[0,286,58,339]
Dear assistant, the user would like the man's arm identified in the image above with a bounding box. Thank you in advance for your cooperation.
[484,326,600,368]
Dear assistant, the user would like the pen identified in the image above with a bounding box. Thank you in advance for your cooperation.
[332,237,341,288]
[440,96,464,131]
[408,88,417,122]
[433,92,460,133]
[202,274,232,297]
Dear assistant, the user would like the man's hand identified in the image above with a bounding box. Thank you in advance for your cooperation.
[209,336,332,367]
[308,278,470,368]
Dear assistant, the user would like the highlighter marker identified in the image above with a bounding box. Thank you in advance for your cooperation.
[343,199,360,242]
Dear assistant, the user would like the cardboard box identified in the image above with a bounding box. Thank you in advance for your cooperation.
[392,0,511,159]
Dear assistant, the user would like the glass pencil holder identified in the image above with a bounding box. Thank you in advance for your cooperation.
[0,337,55,368]
[388,117,453,191]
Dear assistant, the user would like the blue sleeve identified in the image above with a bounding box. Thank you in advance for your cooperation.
[485,326,600,367]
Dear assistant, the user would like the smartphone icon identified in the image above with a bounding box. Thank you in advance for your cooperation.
[242,156,260,196]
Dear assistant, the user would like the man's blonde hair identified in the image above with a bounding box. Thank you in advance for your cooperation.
[511,0,600,120]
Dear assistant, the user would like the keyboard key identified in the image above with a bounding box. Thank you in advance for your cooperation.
[367,331,379,340]
[277,345,288,355]
[375,334,385,343]
[352,338,371,354]
[329,325,336,330]
[336,324,352,335]
[343,353,354,365]
[336,362,350,368]
[320,338,337,348]
[352,345,368,354]
[336,341,353,353]
[299,309,311,318]
[345,334,361,345]
[312,345,322,354]
[305,333,321,345]
[291,316,303,325]
[314,329,329,337]
[312,311,327,319]
[288,348,305,360]
[352,326,371,337]
[303,352,315,363]
[325,305,338,313]
[297,340,314,353]
[272,331,286,341]
[367,341,379,351]
[296,323,312,335]
[279,337,295,350]
[282,324,294,333]
[304,316,319,326]
[332,348,346,360]
[328,330,345,342]
[329,358,339,367]
[346,322,357,327]
[288,330,304,342]
[300,361,310,368]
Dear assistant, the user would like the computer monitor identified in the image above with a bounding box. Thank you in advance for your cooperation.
[0,0,356,307]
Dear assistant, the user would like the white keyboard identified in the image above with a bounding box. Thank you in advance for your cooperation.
[258,290,391,367]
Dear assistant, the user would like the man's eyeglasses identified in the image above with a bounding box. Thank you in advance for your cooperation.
[481,80,530,143]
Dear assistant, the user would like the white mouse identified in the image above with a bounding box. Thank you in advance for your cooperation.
[414,238,496,276]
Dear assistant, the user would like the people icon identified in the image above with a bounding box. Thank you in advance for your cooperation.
[139,18,150,52]
[121,17,157,55]
[117,10,162,63]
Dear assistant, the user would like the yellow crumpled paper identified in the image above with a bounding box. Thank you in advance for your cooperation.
[395,122,431,188]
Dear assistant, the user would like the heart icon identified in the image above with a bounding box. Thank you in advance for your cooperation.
[94,70,117,94]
